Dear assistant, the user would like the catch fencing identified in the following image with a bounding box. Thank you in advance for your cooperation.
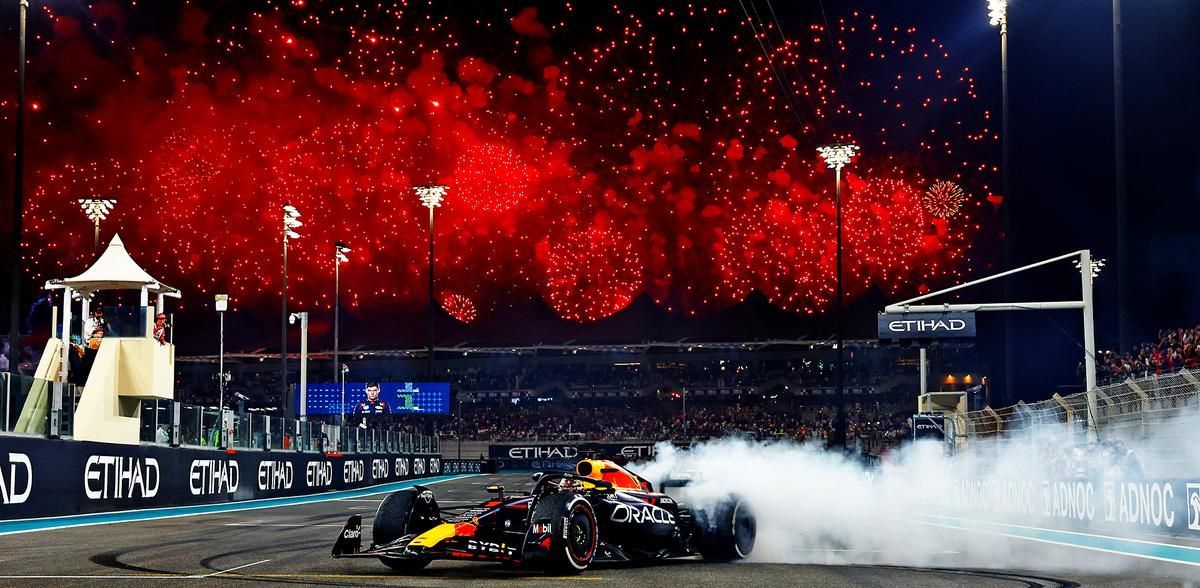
[957,368,1200,474]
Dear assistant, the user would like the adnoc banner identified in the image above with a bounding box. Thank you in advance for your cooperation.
[877,311,976,340]
[916,477,1200,538]
[0,436,445,520]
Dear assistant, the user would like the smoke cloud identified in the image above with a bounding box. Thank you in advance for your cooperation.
[633,434,1199,576]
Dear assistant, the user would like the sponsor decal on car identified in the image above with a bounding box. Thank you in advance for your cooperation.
[466,539,516,556]
[610,503,675,525]
[343,528,362,540]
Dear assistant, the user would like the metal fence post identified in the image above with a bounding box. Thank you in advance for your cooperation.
[48,380,62,438]
[171,400,181,446]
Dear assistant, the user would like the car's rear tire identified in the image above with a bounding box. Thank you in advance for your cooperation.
[528,494,598,574]
[380,557,432,573]
[694,496,755,561]
[373,487,440,547]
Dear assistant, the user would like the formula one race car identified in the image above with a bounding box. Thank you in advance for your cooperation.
[332,457,755,574]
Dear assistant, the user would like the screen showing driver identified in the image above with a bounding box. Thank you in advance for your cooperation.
[353,382,391,428]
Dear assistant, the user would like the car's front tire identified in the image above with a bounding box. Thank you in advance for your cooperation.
[528,493,598,574]
[694,496,755,561]
[373,487,440,547]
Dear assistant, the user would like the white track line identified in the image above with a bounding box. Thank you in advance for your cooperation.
[195,559,271,578]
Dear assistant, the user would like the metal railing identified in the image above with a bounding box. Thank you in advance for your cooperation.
[1,372,438,454]
[956,368,1200,474]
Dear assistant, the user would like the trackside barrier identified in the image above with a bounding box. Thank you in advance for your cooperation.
[0,436,444,520]
[915,476,1200,538]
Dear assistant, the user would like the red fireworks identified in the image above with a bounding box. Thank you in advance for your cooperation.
[18,2,998,323]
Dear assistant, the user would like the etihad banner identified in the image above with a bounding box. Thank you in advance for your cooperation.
[877,311,976,340]
[917,477,1200,537]
[487,442,675,471]
[0,436,445,520]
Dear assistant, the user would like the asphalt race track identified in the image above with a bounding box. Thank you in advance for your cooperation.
[1,473,1199,587]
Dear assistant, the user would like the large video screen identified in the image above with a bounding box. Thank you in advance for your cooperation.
[301,382,451,415]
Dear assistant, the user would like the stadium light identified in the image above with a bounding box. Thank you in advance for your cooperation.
[281,203,302,415]
[816,143,858,170]
[817,142,859,450]
[987,0,1007,27]
[1074,257,1106,278]
[333,240,351,423]
[77,197,116,255]
[414,184,449,380]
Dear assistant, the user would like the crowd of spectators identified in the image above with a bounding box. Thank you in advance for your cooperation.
[1041,436,1144,479]
[1095,325,1200,381]
[414,398,911,450]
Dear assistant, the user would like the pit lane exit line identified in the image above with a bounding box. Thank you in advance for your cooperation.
[0,474,476,537]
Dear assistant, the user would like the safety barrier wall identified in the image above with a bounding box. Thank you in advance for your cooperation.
[486,441,666,471]
[918,475,1200,538]
[0,435,446,520]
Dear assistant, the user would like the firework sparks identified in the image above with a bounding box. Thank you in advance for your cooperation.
[19,2,998,323]
[923,180,968,219]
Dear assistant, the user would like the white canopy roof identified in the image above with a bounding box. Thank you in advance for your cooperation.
[45,234,180,296]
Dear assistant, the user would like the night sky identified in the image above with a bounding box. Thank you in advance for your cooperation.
[1,1,1197,404]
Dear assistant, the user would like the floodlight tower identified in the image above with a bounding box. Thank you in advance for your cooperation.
[77,197,116,256]
[987,0,1015,402]
[415,184,448,381]
[817,142,859,449]
[282,204,302,415]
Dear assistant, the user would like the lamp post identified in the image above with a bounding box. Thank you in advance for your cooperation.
[282,204,302,416]
[7,0,29,374]
[987,0,1015,405]
[1112,0,1129,353]
[215,294,229,448]
[77,197,116,256]
[414,184,448,382]
[290,311,309,422]
[340,362,349,429]
[817,142,859,450]
[333,241,350,415]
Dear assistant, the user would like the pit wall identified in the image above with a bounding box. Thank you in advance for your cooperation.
[0,435,454,520]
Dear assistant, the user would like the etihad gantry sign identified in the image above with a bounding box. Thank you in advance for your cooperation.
[877,311,976,340]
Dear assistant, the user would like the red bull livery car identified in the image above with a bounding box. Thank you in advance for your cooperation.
[332,458,755,574]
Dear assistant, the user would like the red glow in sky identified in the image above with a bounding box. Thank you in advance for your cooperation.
[19,2,998,324]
